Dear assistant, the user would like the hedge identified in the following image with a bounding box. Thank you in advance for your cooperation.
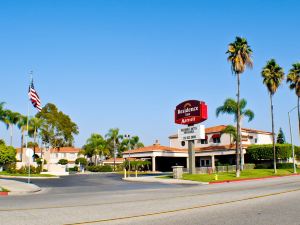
[247,144,300,161]
[87,165,112,172]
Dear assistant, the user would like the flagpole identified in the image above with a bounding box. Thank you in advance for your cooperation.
[26,71,33,184]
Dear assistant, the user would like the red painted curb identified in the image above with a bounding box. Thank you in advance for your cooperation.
[0,192,8,196]
[209,173,300,184]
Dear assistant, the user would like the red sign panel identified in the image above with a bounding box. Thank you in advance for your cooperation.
[175,100,208,125]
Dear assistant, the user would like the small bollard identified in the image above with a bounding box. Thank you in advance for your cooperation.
[214,174,218,181]
[135,170,138,178]
[124,169,127,178]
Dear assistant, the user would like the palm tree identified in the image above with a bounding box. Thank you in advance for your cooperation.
[261,59,284,174]
[29,117,44,155]
[84,134,109,165]
[226,36,253,177]
[130,136,144,149]
[221,125,237,145]
[0,102,6,137]
[287,63,300,138]
[216,98,254,171]
[105,128,123,171]
[3,110,21,146]
[17,115,28,161]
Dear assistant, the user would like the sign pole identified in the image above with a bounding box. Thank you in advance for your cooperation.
[188,139,195,174]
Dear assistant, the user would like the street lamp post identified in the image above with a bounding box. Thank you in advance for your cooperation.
[288,106,297,174]
[124,134,131,177]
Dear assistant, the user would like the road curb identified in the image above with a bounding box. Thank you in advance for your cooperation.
[0,175,59,179]
[209,173,300,184]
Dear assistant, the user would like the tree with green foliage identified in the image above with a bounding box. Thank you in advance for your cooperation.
[0,144,16,169]
[3,110,21,146]
[118,135,144,156]
[261,59,285,174]
[29,117,44,155]
[58,159,68,165]
[75,157,88,166]
[287,62,300,139]
[276,128,286,144]
[83,133,109,165]
[226,36,253,177]
[221,125,237,144]
[0,102,6,137]
[105,128,123,171]
[36,103,79,148]
[17,115,28,161]
[216,98,254,170]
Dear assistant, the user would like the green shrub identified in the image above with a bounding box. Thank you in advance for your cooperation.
[75,158,88,166]
[87,165,112,172]
[277,163,294,169]
[255,164,272,169]
[247,144,299,161]
[69,166,79,172]
[58,159,68,165]
[6,163,16,173]
[17,166,39,174]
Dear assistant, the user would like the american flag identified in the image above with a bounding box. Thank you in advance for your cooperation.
[28,79,42,112]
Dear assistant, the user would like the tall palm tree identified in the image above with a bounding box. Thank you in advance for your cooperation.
[85,133,109,165]
[226,36,253,177]
[0,102,6,138]
[29,117,44,155]
[17,115,28,161]
[216,98,254,171]
[130,136,144,149]
[3,110,21,146]
[287,63,300,138]
[105,128,123,171]
[261,59,285,174]
[221,125,237,145]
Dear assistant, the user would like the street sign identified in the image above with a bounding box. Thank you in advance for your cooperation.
[175,100,207,125]
[178,124,205,141]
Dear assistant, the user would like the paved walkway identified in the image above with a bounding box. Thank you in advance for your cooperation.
[0,179,41,195]
[123,176,207,185]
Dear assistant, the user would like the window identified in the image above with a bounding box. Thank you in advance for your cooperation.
[201,160,205,167]
[206,160,210,166]
[56,153,59,158]
[181,141,186,147]
[200,139,208,144]
[213,137,221,143]
[63,153,67,158]
[255,138,258,143]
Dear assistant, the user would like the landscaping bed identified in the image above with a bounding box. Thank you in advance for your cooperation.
[0,171,56,177]
[182,169,300,183]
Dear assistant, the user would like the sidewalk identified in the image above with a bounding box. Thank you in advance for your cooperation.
[123,176,207,185]
[0,179,41,196]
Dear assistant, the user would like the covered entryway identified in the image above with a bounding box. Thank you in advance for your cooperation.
[155,157,187,172]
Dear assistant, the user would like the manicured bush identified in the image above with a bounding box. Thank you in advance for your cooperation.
[17,166,39,174]
[69,166,79,172]
[58,159,68,165]
[87,165,112,172]
[75,157,88,166]
[123,160,151,171]
[255,164,272,169]
[277,163,295,169]
[247,144,300,161]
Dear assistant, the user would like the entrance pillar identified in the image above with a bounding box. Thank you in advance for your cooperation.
[211,155,215,172]
[152,156,156,172]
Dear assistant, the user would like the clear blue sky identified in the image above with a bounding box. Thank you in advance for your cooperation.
[1,0,300,147]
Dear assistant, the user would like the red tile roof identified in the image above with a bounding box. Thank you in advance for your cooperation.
[16,147,81,154]
[169,125,272,138]
[123,144,187,154]
[123,144,251,155]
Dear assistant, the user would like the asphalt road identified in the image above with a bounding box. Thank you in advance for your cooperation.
[1,174,300,225]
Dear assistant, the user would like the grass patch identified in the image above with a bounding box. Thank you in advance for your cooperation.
[0,187,10,192]
[157,175,173,179]
[182,169,300,183]
[0,171,56,177]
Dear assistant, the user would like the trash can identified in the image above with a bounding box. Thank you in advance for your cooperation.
[172,166,184,179]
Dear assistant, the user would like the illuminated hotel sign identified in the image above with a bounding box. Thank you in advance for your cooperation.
[175,100,208,125]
